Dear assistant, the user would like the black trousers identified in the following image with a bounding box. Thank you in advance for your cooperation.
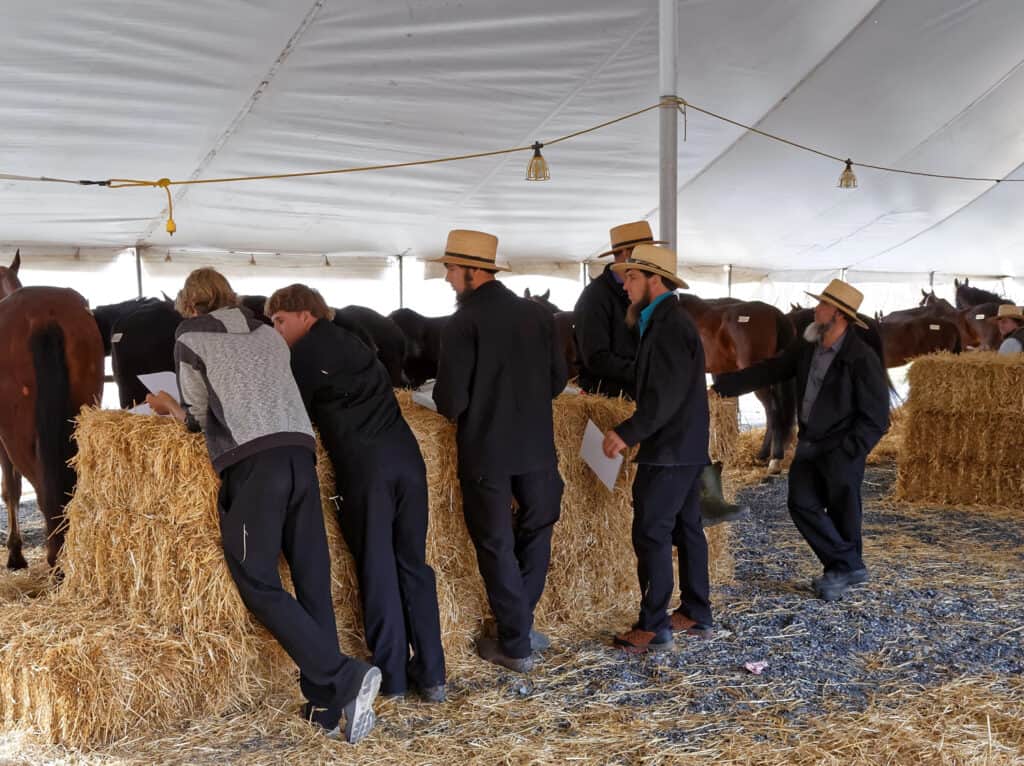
[217,446,368,710]
[631,464,712,632]
[787,442,866,574]
[460,467,564,659]
[335,437,446,695]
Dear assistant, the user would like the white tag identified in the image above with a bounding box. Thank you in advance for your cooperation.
[738,315,750,323]
[975,313,986,320]
[112,332,123,343]
[929,324,940,331]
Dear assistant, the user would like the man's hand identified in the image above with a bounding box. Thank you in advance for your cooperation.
[145,391,186,422]
[603,429,627,459]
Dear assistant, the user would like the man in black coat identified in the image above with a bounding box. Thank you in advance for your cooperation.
[602,245,713,653]
[712,279,890,601]
[266,284,446,703]
[432,229,568,673]
[574,220,665,397]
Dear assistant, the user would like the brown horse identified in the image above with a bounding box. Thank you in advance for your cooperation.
[0,251,26,567]
[677,294,796,473]
[918,290,1003,350]
[876,311,961,367]
[0,285,104,567]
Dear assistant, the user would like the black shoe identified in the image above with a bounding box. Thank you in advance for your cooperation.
[814,570,867,602]
[415,683,447,703]
[300,701,342,738]
[530,629,551,653]
[812,567,869,591]
[342,666,381,744]
[476,637,535,673]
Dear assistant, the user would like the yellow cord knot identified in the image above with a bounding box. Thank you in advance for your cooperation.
[156,179,176,235]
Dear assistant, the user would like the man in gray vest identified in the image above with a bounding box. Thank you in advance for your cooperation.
[996,305,1024,354]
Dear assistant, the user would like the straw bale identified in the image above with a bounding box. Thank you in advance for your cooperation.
[896,352,1024,507]
[0,390,734,745]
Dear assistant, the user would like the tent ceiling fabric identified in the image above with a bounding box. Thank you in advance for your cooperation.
[1,0,1022,279]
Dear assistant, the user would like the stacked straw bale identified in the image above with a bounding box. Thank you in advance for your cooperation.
[0,391,736,745]
[896,352,1024,506]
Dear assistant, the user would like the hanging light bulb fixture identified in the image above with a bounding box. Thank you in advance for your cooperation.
[526,141,550,181]
[838,159,858,189]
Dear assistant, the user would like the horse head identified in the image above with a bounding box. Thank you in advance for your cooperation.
[789,302,803,313]
[524,287,560,313]
[0,250,23,298]
[918,288,938,306]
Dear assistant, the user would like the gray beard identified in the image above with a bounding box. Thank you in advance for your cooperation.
[803,319,835,344]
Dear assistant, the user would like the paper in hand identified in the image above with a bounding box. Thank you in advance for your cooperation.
[137,371,180,403]
[580,419,623,491]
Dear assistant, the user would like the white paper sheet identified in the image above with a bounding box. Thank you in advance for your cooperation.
[137,372,180,402]
[580,419,623,492]
[127,401,154,415]
[411,380,437,412]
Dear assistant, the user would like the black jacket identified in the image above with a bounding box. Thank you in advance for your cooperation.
[713,327,889,458]
[613,295,710,466]
[434,280,568,478]
[290,319,420,482]
[573,264,638,397]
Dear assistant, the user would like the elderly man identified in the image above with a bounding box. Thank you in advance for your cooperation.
[146,268,380,743]
[265,283,446,704]
[602,245,713,653]
[432,229,567,673]
[996,304,1024,354]
[712,279,890,602]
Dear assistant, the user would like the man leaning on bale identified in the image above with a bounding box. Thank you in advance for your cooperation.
[146,267,381,744]
[602,244,715,653]
[432,229,568,673]
[712,279,890,602]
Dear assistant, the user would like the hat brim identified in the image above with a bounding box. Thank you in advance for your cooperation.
[428,254,510,272]
[612,261,688,289]
[596,239,669,258]
[804,291,869,329]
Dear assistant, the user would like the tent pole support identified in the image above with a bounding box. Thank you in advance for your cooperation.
[398,253,405,308]
[659,0,677,252]
[135,246,143,298]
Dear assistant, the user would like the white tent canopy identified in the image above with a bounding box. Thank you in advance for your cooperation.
[1,0,1023,284]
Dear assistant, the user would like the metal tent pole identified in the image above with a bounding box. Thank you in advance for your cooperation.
[659,0,678,251]
[134,246,143,297]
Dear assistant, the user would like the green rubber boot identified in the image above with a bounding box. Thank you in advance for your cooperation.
[700,462,750,528]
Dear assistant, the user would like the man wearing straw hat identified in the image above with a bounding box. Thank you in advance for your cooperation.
[578,220,747,528]
[432,229,568,673]
[995,304,1024,354]
[145,268,381,743]
[601,244,714,653]
[265,283,446,704]
[712,279,889,602]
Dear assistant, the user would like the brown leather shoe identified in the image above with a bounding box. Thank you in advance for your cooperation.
[613,627,674,654]
[669,612,714,639]
[476,637,534,673]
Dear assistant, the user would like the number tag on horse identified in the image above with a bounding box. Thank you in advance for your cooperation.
[112,333,123,343]
[738,316,750,323]
[975,313,986,320]
[929,324,940,331]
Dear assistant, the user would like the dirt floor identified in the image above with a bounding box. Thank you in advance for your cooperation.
[0,460,1022,765]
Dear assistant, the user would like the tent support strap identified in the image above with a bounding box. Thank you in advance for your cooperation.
[659,0,678,251]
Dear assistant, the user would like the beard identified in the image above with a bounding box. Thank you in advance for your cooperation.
[625,283,653,328]
[803,317,836,343]
[454,270,475,305]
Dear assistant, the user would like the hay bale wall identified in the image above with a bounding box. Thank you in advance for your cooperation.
[896,352,1024,506]
[0,391,736,745]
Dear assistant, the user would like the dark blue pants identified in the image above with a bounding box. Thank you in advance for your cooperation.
[631,464,712,632]
[335,437,446,695]
[217,446,369,710]
[787,443,866,574]
[460,467,564,659]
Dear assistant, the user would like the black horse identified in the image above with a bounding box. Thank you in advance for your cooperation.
[388,308,451,389]
[953,278,1013,309]
[92,297,182,408]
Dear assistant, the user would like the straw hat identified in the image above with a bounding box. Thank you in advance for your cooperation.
[597,221,667,257]
[804,279,868,329]
[430,229,509,271]
[996,304,1024,322]
[610,244,688,289]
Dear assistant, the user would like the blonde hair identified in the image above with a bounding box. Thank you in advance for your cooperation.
[265,284,335,321]
[176,268,239,316]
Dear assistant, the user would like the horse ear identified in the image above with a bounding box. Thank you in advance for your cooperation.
[161,291,173,304]
[541,289,550,301]
[954,278,960,289]
[524,287,532,298]
[921,288,927,297]
[964,277,970,286]
[11,249,20,274]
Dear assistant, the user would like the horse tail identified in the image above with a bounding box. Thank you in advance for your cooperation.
[771,309,797,448]
[29,323,77,529]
